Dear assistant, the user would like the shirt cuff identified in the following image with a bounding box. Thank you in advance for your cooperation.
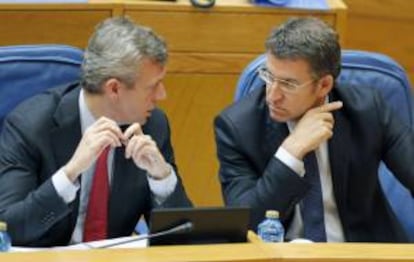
[275,147,305,177]
[147,165,178,204]
[51,168,80,203]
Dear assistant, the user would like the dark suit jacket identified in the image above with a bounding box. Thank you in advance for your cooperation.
[0,83,192,247]
[214,84,414,242]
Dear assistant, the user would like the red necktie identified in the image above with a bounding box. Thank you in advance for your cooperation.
[83,147,110,242]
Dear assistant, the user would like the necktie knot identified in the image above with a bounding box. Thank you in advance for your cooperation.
[119,124,129,132]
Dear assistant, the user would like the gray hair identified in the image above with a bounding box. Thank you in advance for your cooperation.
[81,17,168,93]
[265,17,341,79]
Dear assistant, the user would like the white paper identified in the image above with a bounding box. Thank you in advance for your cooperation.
[11,235,148,252]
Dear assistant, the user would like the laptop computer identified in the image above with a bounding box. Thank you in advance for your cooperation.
[149,206,250,246]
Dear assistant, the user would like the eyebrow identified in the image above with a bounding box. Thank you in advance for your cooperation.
[281,78,300,84]
[263,67,300,84]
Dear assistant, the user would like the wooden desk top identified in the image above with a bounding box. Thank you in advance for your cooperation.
[2,243,414,262]
[1,243,273,262]
[264,243,414,262]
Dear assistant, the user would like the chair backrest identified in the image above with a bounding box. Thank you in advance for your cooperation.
[0,44,83,130]
[235,50,414,241]
[0,45,151,235]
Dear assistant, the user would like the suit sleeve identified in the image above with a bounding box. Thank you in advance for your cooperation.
[377,91,414,192]
[0,116,72,246]
[214,114,308,229]
[153,113,193,208]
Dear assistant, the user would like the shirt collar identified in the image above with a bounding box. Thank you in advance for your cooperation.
[78,89,96,135]
[286,96,329,132]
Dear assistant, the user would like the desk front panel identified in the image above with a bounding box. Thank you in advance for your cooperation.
[0,4,116,48]
[343,0,414,88]
[125,8,338,54]
[0,0,347,206]
[125,0,347,206]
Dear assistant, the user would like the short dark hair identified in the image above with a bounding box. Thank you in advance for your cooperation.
[265,17,341,79]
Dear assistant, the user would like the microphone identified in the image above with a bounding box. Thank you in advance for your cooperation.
[86,221,194,249]
[190,0,215,8]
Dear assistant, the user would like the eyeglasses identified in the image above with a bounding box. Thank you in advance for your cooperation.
[257,66,317,94]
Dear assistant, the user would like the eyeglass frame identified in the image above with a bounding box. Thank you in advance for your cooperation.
[257,66,318,94]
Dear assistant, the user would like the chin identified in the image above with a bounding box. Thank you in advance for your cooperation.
[138,118,147,125]
[270,111,289,123]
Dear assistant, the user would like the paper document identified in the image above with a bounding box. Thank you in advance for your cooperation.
[11,235,148,252]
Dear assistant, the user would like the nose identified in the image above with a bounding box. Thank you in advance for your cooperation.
[267,81,283,101]
[155,82,167,101]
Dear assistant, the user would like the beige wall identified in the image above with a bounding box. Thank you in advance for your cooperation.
[0,0,347,206]
[343,0,414,88]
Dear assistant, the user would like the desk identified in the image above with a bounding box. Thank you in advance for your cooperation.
[0,0,347,206]
[343,0,414,87]
[265,243,414,262]
[2,243,414,262]
[0,2,121,48]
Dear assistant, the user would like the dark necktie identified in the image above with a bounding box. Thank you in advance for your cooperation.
[301,151,327,242]
[83,147,110,242]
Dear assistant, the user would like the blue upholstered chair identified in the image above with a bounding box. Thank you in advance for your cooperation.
[0,44,84,131]
[0,44,151,235]
[235,50,414,241]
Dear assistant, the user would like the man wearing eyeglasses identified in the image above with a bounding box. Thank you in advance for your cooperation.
[214,17,414,242]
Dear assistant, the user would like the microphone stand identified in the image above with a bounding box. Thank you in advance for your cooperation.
[85,221,193,249]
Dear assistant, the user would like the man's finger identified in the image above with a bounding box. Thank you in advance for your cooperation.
[89,117,124,140]
[125,135,152,159]
[123,123,143,141]
[316,101,343,113]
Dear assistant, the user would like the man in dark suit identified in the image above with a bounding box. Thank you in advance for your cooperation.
[214,17,414,242]
[0,17,192,247]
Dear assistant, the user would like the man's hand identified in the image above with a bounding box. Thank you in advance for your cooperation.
[63,117,125,182]
[124,123,171,179]
[282,101,343,159]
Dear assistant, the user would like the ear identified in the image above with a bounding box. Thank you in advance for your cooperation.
[316,74,334,98]
[102,78,122,98]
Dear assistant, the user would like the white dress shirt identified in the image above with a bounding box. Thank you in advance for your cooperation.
[51,89,177,243]
[275,103,345,242]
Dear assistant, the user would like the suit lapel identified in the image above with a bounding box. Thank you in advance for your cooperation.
[50,87,82,169]
[50,86,82,227]
[328,92,351,222]
[250,87,290,159]
[263,110,289,160]
[108,146,148,236]
[261,102,289,160]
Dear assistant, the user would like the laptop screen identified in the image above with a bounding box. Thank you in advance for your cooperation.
[149,206,250,246]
